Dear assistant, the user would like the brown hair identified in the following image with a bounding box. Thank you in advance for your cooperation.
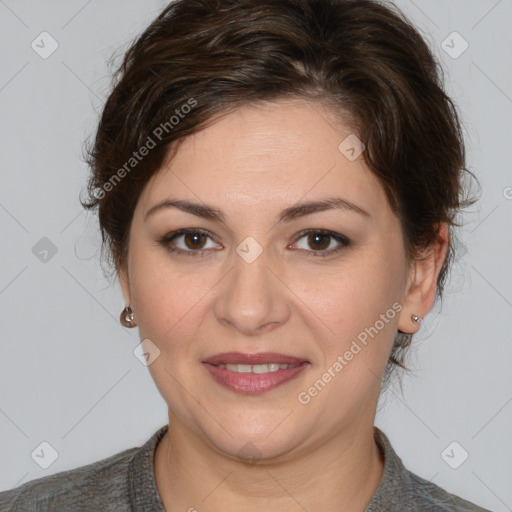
[81,0,474,383]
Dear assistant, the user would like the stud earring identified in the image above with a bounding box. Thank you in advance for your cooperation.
[120,305,137,328]
[411,314,422,324]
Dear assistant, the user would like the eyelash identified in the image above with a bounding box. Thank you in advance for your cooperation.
[158,228,350,258]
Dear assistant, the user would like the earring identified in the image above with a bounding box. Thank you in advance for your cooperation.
[411,314,422,324]
[120,305,137,328]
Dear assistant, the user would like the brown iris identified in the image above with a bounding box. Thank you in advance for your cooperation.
[183,232,208,250]
[307,233,330,251]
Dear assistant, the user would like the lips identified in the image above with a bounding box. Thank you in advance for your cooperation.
[202,352,307,366]
[202,352,310,395]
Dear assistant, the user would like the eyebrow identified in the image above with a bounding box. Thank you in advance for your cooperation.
[144,197,371,224]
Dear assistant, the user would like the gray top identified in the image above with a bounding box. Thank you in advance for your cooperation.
[0,425,492,511]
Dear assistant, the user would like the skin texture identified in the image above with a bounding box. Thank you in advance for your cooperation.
[118,98,448,511]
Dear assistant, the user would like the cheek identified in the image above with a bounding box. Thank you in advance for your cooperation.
[301,249,405,365]
[293,257,404,420]
[128,248,216,347]
[312,257,401,334]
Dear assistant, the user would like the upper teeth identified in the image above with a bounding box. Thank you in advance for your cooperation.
[217,363,300,373]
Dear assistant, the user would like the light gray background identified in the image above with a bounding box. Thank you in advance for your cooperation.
[0,1,511,510]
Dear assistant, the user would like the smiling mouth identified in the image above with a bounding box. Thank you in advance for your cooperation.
[202,351,308,366]
[216,362,302,373]
[201,352,309,395]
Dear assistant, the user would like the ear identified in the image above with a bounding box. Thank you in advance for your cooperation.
[398,223,450,334]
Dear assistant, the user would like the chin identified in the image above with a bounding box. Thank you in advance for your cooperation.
[198,417,304,464]
[217,435,298,465]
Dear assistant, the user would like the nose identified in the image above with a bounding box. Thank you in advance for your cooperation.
[213,244,290,336]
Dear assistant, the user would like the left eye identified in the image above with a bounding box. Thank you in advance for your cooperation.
[292,229,350,256]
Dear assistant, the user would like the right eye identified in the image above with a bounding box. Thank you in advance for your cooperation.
[158,228,222,257]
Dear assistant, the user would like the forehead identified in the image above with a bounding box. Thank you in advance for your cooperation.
[136,99,388,219]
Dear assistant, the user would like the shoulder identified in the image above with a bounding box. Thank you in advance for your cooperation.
[0,424,168,512]
[404,468,493,512]
[0,446,138,512]
[366,427,493,512]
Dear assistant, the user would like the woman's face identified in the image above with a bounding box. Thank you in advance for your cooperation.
[120,99,417,461]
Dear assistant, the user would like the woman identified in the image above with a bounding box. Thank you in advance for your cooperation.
[0,0,492,510]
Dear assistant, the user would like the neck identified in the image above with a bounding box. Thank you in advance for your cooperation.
[154,416,385,512]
